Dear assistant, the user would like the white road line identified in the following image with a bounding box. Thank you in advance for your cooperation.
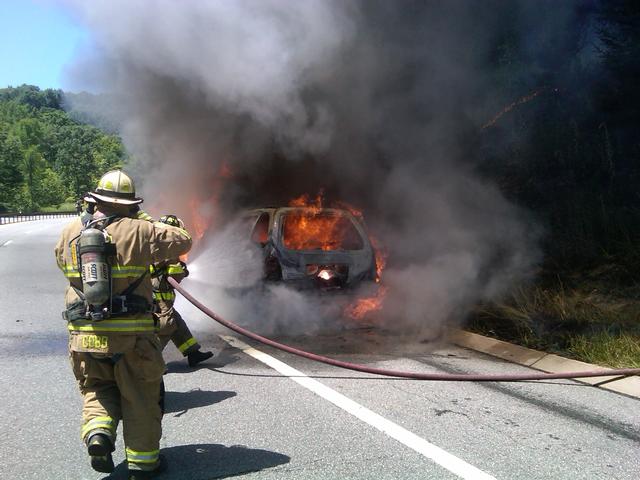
[220,335,497,480]
[1,240,13,247]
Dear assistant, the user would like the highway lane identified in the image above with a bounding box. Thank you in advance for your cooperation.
[0,218,638,479]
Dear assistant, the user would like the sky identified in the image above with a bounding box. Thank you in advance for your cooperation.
[0,0,85,90]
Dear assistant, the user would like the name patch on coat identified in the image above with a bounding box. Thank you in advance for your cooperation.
[80,335,109,350]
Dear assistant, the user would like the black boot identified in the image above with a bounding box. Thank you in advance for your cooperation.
[187,349,213,367]
[87,433,114,473]
[128,454,167,479]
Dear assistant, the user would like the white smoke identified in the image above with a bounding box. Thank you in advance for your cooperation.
[64,0,355,152]
[60,0,559,337]
[177,220,355,335]
[188,220,264,290]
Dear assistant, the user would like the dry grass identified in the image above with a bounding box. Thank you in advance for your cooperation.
[469,282,640,368]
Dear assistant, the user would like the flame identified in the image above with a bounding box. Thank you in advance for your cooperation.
[284,192,364,251]
[334,199,385,280]
[369,235,387,283]
[286,191,387,276]
[289,191,324,211]
[188,197,209,242]
[283,212,362,251]
[287,192,389,319]
[318,269,333,280]
[181,197,209,262]
[187,161,233,244]
[344,286,388,320]
[344,236,388,319]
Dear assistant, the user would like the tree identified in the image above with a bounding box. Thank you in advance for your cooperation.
[0,84,63,110]
[16,117,44,149]
[55,126,100,197]
[597,0,640,183]
[20,145,46,210]
[36,168,67,206]
[0,86,128,210]
[0,132,23,208]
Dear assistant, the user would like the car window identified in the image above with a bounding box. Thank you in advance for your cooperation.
[282,212,364,251]
[251,212,270,244]
[242,214,259,232]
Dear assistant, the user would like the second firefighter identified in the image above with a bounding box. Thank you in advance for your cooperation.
[152,214,213,367]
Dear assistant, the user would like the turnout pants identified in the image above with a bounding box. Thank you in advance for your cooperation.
[70,334,165,473]
[156,300,200,355]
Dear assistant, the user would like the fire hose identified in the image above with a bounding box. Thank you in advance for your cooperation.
[169,277,640,382]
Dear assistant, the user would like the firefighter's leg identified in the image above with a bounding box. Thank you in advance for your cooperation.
[115,335,166,475]
[70,351,121,473]
[155,302,177,351]
[170,308,214,367]
[170,308,200,355]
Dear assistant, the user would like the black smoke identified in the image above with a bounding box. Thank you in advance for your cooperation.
[60,0,589,333]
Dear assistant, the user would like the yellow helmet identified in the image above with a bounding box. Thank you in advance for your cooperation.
[87,170,143,205]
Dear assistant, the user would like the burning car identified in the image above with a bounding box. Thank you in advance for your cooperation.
[244,206,378,290]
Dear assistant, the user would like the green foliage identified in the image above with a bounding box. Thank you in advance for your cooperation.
[0,132,23,205]
[469,279,640,367]
[41,202,75,213]
[21,145,45,210]
[0,84,63,110]
[568,332,640,369]
[36,168,67,207]
[0,85,128,212]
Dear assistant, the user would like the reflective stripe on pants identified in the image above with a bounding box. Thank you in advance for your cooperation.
[70,335,165,472]
[156,304,200,356]
[81,415,117,443]
[126,447,160,465]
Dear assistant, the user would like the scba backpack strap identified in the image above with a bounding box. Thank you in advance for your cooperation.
[109,270,152,317]
[63,274,152,322]
[64,216,150,322]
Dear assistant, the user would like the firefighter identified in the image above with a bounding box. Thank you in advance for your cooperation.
[152,214,213,367]
[55,170,192,479]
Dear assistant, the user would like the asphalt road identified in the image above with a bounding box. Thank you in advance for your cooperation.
[0,218,639,480]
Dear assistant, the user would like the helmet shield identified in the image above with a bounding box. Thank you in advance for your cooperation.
[160,214,184,228]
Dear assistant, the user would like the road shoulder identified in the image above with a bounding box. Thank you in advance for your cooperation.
[450,330,640,399]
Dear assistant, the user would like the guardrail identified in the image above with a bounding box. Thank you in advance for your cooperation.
[0,211,77,225]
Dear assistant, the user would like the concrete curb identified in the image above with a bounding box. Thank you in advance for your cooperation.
[450,330,640,399]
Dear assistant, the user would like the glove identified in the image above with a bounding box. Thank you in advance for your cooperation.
[179,261,189,278]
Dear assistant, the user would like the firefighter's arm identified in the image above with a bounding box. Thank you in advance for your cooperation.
[132,205,155,222]
[150,223,192,264]
[166,261,188,283]
[54,224,78,278]
[149,262,166,278]
[54,234,65,272]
